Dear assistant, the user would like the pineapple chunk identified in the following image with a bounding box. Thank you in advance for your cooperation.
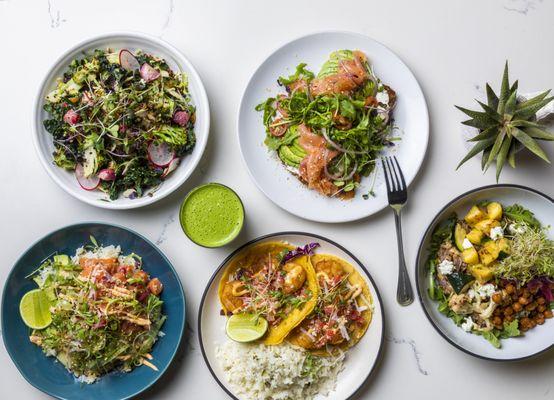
[469,264,494,283]
[466,229,484,245]
[462,247,479,264]
[478,242,499,266]
[483,240,500,258]
[487,202,503,220]
[464,205,486,225]
[498,238,511,258]
[474,219,500,234]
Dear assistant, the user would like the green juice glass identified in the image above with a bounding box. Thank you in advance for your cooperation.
[179,183,244,248]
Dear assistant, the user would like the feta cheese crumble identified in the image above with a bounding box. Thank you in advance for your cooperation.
[477,283,496,298]
[462,238,473,249]
[438,259,455,275]
[490,226,504,240]
[376,90,389,105]
[461,317,474,332]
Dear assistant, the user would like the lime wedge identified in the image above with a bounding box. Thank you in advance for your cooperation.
[19,289,52,330]
[226,313,268,342]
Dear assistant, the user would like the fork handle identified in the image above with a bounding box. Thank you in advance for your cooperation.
[393,209,414,306]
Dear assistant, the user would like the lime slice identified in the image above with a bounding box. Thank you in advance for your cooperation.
[19,289,52,330]
[226,313,268,342]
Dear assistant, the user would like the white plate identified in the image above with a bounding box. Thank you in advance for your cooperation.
[416,184,554,361]
[238,31,428,223]
[198,232,385,400]
[32,32,210,209]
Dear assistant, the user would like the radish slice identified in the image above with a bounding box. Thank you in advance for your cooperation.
[119,49,140,71]
[63,110,80,125]
[140,63,160,82]
[147,142,174,167]
[98,168,116,181]
[161,157,180,178]
[75,164,100,190]
[173,111,190,126]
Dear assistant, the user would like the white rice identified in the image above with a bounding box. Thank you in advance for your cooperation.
[72,245,121,264]
[215,341,345,400]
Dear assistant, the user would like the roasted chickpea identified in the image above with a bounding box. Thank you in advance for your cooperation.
[505,284,515,294]
[492,316,502,326]
[504,315,515,322]
[512,302,523,312]
[536,297,546,305]
[492,292,503,304]
[518,296,530,305]
[544,310,553,319]
[537,304,546,313]
[525,301,538,312]
[522,289,531,298]
[493,308,502,317]
[503,306,514,316]
[520,317,532,331]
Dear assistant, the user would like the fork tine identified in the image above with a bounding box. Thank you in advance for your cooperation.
[392,156,406,190]
[385,157,398,191]
[381,158,392,193]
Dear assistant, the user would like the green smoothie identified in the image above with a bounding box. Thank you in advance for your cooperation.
[180,183,244,247]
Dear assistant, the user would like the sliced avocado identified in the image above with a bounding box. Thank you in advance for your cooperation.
[54,254,70,265]
[454,223,467,251]
[447,272,474,294]
[290,140,307,158]
[278,146,303,167]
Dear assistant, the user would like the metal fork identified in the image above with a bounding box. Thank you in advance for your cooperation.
[381,156,414,306]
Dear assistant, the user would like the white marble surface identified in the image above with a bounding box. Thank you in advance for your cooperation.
[0,0,553,399]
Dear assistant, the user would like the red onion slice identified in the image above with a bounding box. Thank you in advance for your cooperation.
[321,127,368,155]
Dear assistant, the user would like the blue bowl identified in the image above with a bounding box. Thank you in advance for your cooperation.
[2,222,186,399]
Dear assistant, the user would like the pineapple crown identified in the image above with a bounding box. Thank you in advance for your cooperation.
[456,62,554,181]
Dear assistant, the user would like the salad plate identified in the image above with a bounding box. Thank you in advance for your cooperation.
[416,184,553,361]
[238,31,428,222]
[199,232,385,400]
[32,32,210,209]
[1,222,186,399]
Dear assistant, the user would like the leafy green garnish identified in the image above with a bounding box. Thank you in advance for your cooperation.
[504,204,541,228]
[278,63,314,86]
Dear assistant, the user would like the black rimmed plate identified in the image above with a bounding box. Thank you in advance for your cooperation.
[415,184,554,361]
[198,232,385,400]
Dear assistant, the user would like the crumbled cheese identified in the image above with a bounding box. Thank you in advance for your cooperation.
[461,317,474,332]
[477,283,496,298]
[490,226,504,240]
[376,90,389,105]
[438,259,455,275]
[467,289,476,300]
[462,238,473,249]
[508,223,526,235]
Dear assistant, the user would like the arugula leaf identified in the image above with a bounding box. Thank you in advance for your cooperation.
[278,63,315,85]
[504,204,541,228]
[499,320,520,339]
[481,331,501,348]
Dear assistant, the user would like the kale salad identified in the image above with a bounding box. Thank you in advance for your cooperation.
[427,201,553,348]
[256,50,397,199]
[43,48,196,200]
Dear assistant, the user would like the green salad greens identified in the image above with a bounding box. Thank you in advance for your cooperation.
[256,50,397,199]
[25,241,165,382]
[43,48,196,200]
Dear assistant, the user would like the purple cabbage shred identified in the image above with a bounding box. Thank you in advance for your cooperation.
[281,242,320,265]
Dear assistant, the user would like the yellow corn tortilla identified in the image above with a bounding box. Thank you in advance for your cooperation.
[218,242,319,345]
[288,253,372,355]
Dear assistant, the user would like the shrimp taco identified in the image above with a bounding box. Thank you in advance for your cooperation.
[218,242,319,345]
[287,254,373,355]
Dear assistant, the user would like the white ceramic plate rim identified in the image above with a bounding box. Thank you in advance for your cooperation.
[32,31,210,210]
[415,184,554,361]
[237,30,429,223]
[198,231,385,400]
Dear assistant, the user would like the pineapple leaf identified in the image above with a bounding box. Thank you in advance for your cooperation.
[523,126,554,141]
[513,96,554,120]
[485,129,507,169]
[456,106,498,126]
[507,142,517,168]
[504,90,518,116]
[515,90,551,111]
[486,83,499,110]
[497,61,510,114]
[510,80,519,95]
[457,138,495,170]
[477,101,502,120]
[512,128,551,163]
[482,147,492,170]
[468,126,498,142]
[495,136,512,181]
